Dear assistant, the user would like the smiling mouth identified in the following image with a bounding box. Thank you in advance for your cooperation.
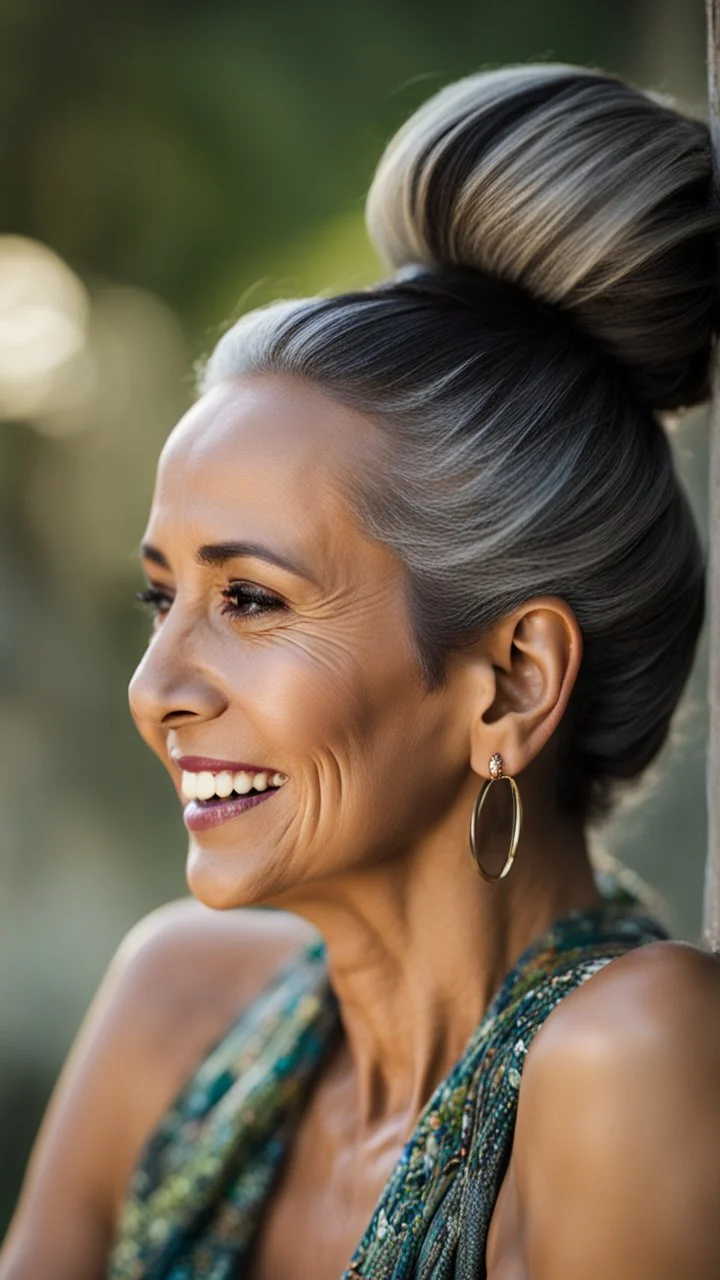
[180,768,288,833]
[181,767,288,804]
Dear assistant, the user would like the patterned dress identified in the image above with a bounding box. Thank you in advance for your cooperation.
[108,869,669,1278]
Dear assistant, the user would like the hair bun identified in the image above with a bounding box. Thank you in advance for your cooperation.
[366,65,720,412]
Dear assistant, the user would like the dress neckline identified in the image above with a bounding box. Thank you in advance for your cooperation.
[108,865,669,1280]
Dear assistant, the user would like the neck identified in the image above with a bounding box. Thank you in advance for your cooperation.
[271,775,601,1137]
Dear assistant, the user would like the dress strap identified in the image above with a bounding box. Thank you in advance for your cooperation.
[108,934,340,1277]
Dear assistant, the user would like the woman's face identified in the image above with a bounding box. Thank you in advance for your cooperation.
[129,374,476,910]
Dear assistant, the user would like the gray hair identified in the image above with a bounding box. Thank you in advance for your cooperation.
[200,64,718,826]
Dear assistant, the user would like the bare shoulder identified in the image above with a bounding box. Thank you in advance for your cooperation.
[112,896,318,1052]
[88,896,318,1176]
[530,937,720,1042]
[511,941,720,1279]
[0,897,315,1280]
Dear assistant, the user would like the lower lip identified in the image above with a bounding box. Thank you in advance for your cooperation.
[183,789,279,832]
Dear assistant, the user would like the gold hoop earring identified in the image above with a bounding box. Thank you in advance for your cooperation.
[469,752,523,882]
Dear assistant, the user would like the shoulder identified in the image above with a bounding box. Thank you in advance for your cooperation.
[522,938,720,1074]
[0,897,315,1279]
[111,896,317,1045]
[511,941,720,1278]
[91,896,317,1201]
[93,898,316,1132]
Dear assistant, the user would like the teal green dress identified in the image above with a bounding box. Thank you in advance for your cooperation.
[108,869,668,1278]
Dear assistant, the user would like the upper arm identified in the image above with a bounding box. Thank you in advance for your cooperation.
[512,942,720,1280]
[0,897,314,1280]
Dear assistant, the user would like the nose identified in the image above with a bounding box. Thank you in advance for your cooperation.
[128,619,228,729]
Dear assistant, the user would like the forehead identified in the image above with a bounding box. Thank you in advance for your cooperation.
[148,374,383,559]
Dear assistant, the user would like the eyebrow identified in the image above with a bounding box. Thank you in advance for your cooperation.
[139,540,317,584]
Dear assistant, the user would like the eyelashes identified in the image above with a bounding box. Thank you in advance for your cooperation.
[219,583,286,619]
[135,582,287,623]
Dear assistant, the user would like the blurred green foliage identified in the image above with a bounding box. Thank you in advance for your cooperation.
[0,0,710,1235]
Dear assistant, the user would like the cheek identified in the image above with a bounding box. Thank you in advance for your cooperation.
[234,628,416,765]
[183,632,464,907]
[237,628,460,859]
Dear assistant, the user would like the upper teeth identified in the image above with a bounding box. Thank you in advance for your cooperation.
[182,769,288,801]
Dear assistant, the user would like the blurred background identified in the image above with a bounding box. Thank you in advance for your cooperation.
[0,0,711,1233]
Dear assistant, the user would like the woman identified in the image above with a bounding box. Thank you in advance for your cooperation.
[2,62,720,1279]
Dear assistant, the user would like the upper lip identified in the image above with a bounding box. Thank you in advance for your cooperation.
[171,754,275,774]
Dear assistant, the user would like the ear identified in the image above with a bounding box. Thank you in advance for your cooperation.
[468,596,583,780]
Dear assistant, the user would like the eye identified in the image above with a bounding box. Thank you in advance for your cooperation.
[134,581,286,625]
[135,585,173,622]
[220,581,286,619]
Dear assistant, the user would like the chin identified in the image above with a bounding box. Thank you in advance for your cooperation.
[185,838,290,911]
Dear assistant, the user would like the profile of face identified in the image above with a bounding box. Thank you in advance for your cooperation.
[128,374,484,911]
